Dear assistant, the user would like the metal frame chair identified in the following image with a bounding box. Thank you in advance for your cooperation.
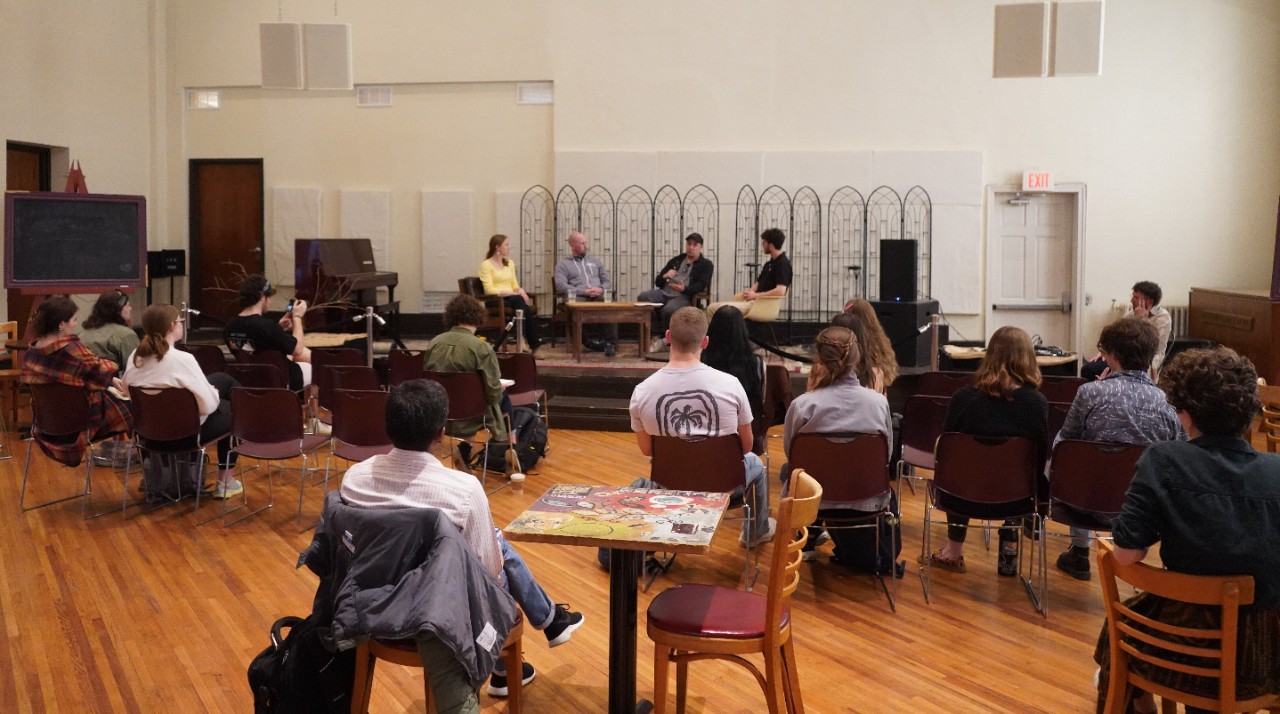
[227,387,328,528]
[316,364,380,419]
[310,347,367,424]
[1047,401,1072,445]
[1039,376,1087,404]
[125,386,230,523]
[788,431,899,611]
[177,343,227,376]
[497,351,549,429]
[323,389,392,490]
[646,471,822,714]
[1097,540,1280,714]
[423,370,504,491]
[897,395,951,494]
[20,382,128,518]
[920,432,1046,615]
[387,348,425,387]
[915,371,974,397]
[224,362,287,390]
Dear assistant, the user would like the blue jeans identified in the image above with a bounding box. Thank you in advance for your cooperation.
[493,532,554,676]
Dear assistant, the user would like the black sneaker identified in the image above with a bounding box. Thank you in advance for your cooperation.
[1055,547,1092,581]
[997,542,1019,577]
[486,662,536,697]
[544,604,585,647]
[603,342,616,357]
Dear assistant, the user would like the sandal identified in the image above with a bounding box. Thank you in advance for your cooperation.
[917,551,967,573]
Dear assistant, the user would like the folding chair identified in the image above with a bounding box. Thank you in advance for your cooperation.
[311,348,367,424]
[497,352,549,426]
[324,389,392,491]
[224,362,287,390]
[227,387,328,528]
[423,370,504,491]
[20,383,128,518]
[789,431,899,611]
[897,395,951,494]
[126,386,230,523]
[920,432,1046,615]
[1047,401,1072,445]
[916,371,974,397]
[387,348,426,386]
[1039,376,1086,405]
[177,343,227,376]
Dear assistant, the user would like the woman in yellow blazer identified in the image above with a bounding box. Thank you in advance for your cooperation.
[478,234,542,352]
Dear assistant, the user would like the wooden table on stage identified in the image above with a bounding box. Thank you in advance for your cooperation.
[504,484,729,714]
[942,345,1080,376]
[564,302,652,362]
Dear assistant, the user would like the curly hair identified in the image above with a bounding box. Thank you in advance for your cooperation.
[443,294,486,329]
[808,326,860,392]
[1159,347,1260,437]
[974,326,1042,397]
[82,290,130,329]
[1132,280,1163,306]
[1098,317,1160,372]
[842,299,898,386]
[760,228,786,250]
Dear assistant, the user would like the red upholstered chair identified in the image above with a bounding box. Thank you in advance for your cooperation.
[20,382,128,518]
[1039,375,1086,404]
[497,352,548,426]
[323,389,392,490]
[126,386,229,523]
[647,471,822,714]
[897,395,951,493]
[177,343,227,376]
[387,348,425,387]
[787,431,898,611]
[227,387,328,528]
[920,433,1046,615]
[916,371,974,397]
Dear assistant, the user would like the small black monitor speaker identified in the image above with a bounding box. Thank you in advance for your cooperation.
[879,240,918,302]
[148,249,186,278]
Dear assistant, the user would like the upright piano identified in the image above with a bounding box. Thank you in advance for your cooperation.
[294,238,402,345]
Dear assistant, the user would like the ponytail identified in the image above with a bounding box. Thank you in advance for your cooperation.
[133,304,179,367]
[807,326,860,392]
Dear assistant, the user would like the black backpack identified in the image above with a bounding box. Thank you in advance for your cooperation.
[141,451,205,503]
[247,614,355,714]
[477,406,548,472]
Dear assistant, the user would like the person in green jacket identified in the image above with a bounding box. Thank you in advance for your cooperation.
[77,289,140,376]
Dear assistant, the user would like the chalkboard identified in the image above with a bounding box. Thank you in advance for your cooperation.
[4,192,147,291]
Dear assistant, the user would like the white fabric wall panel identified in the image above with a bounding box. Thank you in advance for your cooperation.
[339,190,391,272]
[556,152,656,193]
[494,191,524,245]
[420,191,474,307]
[651,152,764,201]
[760,152,874,198]
[270,188,322,286]
[931,204,983,315]
[869,151,983,207]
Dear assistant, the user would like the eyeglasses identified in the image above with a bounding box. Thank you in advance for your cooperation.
[175,317,185,324]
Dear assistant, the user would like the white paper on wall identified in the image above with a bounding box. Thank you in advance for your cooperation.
[420,191,474,309]
[340,190,391,270]
[270,188,322,286]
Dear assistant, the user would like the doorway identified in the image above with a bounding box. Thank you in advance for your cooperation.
[6,142,52,335]
[984,186,1085,352]
[189,159,264,321]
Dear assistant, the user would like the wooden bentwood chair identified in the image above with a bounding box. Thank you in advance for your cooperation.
[646,471,822,714]
[1097,541,1280,714]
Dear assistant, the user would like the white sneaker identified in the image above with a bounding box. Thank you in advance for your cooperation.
[211,479,244,499]
[739,517,777,548]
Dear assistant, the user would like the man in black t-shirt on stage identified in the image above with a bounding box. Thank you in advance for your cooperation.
[705,227,792,320]
[224,274,312,391]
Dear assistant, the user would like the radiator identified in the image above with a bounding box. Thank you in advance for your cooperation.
[1166,305,1189,338]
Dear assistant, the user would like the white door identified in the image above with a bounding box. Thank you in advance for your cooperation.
[985,190,1080,351]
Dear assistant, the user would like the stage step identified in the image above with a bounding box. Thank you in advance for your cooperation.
[547,395,631,432]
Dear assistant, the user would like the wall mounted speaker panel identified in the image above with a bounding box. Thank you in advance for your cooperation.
[1053,1,1104,76]
[304,23,352,90]
[993,3,1050,78]
[260,23,303,90]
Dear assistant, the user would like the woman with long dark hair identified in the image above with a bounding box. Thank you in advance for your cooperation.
[701,305,763,424]
[78,289,139,374]
[920,325,1048,576]
[831,311,885,393]
[122,304,242,498]
[21,296,132,464]
[478,234,541,354]
[843,298,899,389]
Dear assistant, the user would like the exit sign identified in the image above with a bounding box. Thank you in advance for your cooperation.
[1023,170,1054,191]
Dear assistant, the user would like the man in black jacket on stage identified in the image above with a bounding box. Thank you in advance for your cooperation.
[637,233,714,343]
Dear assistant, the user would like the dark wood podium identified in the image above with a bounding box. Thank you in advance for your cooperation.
[1189,287,1280,384]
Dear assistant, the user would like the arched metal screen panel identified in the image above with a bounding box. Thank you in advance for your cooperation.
[552,185,582,307]
[865,186,903,301]
[903,186,933,300]
[653,185,683,259]
[790,186,822,322]
[579,185,616,288]
[615,185,654,300]
[682,183,720,254]
[827,186,866,314]
[734,185,759,295]
[519,185,555,304]
[755,185,792,299]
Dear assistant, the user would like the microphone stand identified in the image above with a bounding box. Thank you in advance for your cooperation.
[352,306,386,368]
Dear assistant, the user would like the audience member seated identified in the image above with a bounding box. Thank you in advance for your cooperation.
[831,311,887,394]
[122,305,243,499]
[782,326,896,570]
[77,290,139,376]
[1083,280,1174,381]
[1051,317,1182,581]
[628,307,772,546]
[705,228,791,320]
[1093,347,1280,714]
[20,296,132,464]
[553,230,616,355]
[638,232,714,344]
[918,326,1048,577]
[339,379,584,703]
[224,274,311,390]
[479,234,543,357]
[841,298,899,391]
[700,306,763,447]
[425,294,519,476]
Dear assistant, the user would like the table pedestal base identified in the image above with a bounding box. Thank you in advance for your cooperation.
[608,548,654,714]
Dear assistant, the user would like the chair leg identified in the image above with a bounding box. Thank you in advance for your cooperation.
[503,632,523,712]
[781,637,805,714]
[762,645,787,714]
[350,641,376,714]
[918,499,933,603]
[652,643,670,714]
[20,438,89,512]
[675,656,689,714]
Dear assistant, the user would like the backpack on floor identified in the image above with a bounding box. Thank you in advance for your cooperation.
[829,491,903,575]
[247,614,355,714]
[476,406,548,472]
[141,451,205,502]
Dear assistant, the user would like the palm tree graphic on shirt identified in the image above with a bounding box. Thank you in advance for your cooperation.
[656,390,720,437]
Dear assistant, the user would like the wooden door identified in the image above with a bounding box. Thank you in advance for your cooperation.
[6,143,50,335]
[189,160,264,320]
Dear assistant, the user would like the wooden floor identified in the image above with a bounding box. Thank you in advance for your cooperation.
[0,425,1129,714]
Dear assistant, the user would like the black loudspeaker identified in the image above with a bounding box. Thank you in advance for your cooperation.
[870,299,943,368]
[879,240,918,302]
[148,249,186,278]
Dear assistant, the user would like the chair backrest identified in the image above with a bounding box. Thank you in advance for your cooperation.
[423,370,488,422]
[177,343,227,376]
[916,371,974,397]
[224,362,288,390]
[29,382,92,437]
[1039,376,1086,404]
[650,434,745,494]
[1049,440,1146,518]
[788,432,891,504]
[457,277,484,298]
[497,352,538,395]
[0,320,18,367]
[1097,541,1258,713]
[1258,384,1280,453]
[899,395,951,461]
[231,387,303,443]
[932,432,1038,505]
[1047,401,1072,445]
[388,348,426,386]
[331,389,391,449]
[743,295,785,323]
[128,386,202,445]
[312,347,366,405]
[329,365,381,394]
[764,471,822,644]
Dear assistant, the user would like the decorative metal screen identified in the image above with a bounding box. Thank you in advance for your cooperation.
[827,186,866,314]
[865,186,903,301]
[734,185,759,294]
[518,185,555,305]
[681,184,719,253]
[790,186,822,322]
[614,185,654,300]
[903,186,933,300]
[579,185,616,292]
